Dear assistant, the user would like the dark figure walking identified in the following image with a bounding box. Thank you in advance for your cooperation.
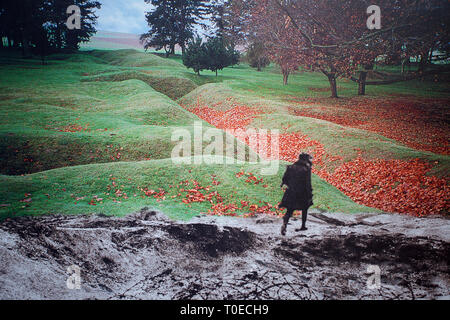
[279,153,313,236]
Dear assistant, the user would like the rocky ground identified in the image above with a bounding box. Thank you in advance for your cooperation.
[0,209,448,300]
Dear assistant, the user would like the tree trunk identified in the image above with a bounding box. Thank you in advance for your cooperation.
[358,64,374,96]
[282,69,289,85]
[428,46,434,64]
[401,59,407,75]
[327,74,338,98]
[21,33,31,58]
[358,71,367,95]
[418,51,429,73]
[12,34,19,48]
[55,25,63,51]
[180,4,186,56]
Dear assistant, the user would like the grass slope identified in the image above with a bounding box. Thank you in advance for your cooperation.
[0,157,373,220]
[179,82,449,177]
[0,61,199,174]
[3,49,447,219]
[0,49,375,219]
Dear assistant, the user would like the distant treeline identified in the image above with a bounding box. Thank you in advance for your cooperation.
[0,0,101,60]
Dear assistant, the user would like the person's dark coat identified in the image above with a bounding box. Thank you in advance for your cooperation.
[279,158,313,211]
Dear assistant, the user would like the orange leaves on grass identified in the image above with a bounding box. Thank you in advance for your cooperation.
[46,123,91,133]
[140,188,167,203]
[291,97,450,155]
[329,157,449,216]
[137,175,283,218]
[182,96,448,217]
[235,171,266,186]
[190,105,262,130]
[88,195,103,206]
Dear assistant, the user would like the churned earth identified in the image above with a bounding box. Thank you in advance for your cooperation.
[0,209,448,300]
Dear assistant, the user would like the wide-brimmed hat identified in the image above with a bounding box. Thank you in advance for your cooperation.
[298,153,313,163]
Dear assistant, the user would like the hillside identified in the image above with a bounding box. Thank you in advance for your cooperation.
[0,49,375,220]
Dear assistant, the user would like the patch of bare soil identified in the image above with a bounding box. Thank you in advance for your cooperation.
[0,209,448,300]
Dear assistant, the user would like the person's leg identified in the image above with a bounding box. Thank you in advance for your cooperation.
[281,209,294,236]
[300,208,308,231]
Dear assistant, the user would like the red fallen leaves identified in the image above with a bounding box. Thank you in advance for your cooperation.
[107,176,129,201]
[180,188,222,205]
[329,157,449,216]
[88,195,103,206]
[236,171,266,186]
[208,202,240,216]
[207,200,282,217]
[290,97,450,155]
[182,96,448,217]
[138,176,283,217]
[141,188,167,201]
[277,132,343,178]
[202,175,282,217]
[278,132,323,164]
[278,132,449,216]
[46,123,91,133]
[190,105,262,130]
[19,193,33,208]
[106,146,125,162]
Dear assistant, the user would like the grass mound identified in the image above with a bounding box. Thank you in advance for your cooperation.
[0,79,199,174]
[0,54,204,174]
[179,82,449,216]
[2,49,447,218]
[0,157,374,220]
[0,55,256,175]
[89,49,182,68]
[180,83,449,175]
[84,71,197,100]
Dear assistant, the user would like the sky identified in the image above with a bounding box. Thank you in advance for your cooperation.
[96,0,151,35]
[95,0,213,36]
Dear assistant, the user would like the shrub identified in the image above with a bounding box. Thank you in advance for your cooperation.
[247,42,270,71]
[183,37,240,76]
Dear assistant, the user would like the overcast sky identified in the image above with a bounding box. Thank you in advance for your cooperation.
[96,0,150,34]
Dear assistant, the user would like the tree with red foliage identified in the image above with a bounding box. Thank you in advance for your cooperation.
[254,6,303,84]
[243,0,377,96]
[352,0,450,94]
[249,0,399,97]
[239,0,449,97]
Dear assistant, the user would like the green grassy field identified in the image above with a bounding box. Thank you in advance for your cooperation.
[178,76,449,177]
[0,157,373,220]
[1,49,448,219]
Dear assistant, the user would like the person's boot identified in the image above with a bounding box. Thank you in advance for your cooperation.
[281,222,287,236]
[300,209,308,231]
[281,211,292,236]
